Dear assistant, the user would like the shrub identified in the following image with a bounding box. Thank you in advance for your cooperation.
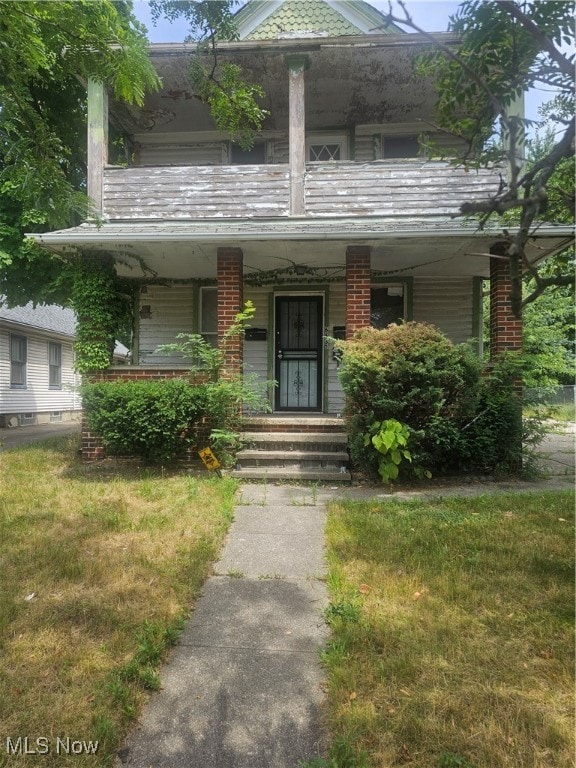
[338,323,482,477]
[82,378,210,462]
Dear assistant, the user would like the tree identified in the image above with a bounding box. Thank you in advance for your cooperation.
[381,0,575,317]
[0,0,160,306]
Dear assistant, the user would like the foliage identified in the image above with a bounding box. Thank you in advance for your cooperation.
[337,323,538,479]
[82,378,210,462]
[157,301,272,463]
[338,323,482,477]
[385,0,575,315]
[0,0,160,306]
[364,419,430,483]
[150,0,269,148]
[71,256,134,373]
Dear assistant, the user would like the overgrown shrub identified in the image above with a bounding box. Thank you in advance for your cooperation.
[82,379,210,462]
[337,323,530,479]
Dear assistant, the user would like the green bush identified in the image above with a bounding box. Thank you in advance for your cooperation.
[82,379,210,462]
[338,323,482,476]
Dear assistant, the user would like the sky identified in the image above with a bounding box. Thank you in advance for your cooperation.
[131,0,555,125]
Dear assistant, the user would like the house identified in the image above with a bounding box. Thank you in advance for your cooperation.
[0,302,81,427]
[30,0,571,468]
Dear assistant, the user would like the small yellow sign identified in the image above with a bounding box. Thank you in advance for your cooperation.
[198,447,221,472]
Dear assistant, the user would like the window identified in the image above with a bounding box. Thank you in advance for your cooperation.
[50,411,62,423]
[231,142,266,164]
[49,342,62,389]
[200,287,218,348]
[10,335,27,388]
[371,285,405,329]
[382,136,421,159]
[307,134,348,162]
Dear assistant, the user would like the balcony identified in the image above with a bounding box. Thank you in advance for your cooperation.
[102,160,500,222]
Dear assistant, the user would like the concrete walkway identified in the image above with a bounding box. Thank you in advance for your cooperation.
[111,426,572,767]
[116,484,329,768]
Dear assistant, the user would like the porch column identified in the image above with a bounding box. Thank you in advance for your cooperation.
[217,247,244,377]
[286,55,308,216]
[489,246,522,358]
[345,246,372,338]
[87,78,108,219]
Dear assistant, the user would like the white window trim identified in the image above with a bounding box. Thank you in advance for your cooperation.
[306,133,349,162]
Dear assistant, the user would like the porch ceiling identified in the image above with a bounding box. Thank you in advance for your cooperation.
[32,221,573,282]
[109,33,452,135]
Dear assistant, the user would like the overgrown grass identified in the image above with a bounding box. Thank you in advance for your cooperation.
[0,435,237,767]
[322,492,575,768]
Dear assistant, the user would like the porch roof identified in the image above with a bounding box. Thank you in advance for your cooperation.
[30,220,573,281]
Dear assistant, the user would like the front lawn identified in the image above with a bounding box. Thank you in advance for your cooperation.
[0,435,237,767]
[322,491,575,768]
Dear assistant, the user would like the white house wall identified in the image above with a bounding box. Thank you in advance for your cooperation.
[138,284,195,364]
[412,277,475,344]
[0,329,79,424]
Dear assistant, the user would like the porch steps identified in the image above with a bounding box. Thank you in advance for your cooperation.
[231,416,351,483]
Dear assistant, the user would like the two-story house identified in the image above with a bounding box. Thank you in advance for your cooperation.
[31,0,570,469]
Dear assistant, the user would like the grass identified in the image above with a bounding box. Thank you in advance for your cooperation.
[0,435,238,767]
[322,491,575,768]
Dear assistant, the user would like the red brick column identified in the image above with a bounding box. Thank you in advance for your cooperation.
[345,246,372,338]
[489,254,522,358]
[217,247,244,377]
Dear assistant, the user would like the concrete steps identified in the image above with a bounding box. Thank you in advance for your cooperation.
[231,415,351,483]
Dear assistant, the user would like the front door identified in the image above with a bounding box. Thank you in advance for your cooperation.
[275,296,323,412]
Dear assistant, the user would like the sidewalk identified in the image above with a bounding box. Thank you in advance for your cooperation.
[116,484,329,768]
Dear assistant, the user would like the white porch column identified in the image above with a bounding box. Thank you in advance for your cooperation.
[87,78,108,219]
[286,55,308,216]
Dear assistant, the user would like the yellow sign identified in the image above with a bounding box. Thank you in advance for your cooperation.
[198,447,221,472]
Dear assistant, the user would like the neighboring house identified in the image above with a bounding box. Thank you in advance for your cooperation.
[30,0,571,460]
[0,302,81,427]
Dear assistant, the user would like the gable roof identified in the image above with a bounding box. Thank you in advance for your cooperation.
[235,0,402,40]
[0,300,76,338]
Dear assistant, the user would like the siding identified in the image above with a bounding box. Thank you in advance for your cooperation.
[412,277,475,344]
[0,329,80,418]
[138,285,195,364]
[103,161,499,221]
[104,165,290,220]
[243,287,271,410]
[326,282,346,414]
[138,142,225,166]
[305,162,499,217]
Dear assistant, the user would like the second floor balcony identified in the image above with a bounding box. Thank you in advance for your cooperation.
[102,160,500,223]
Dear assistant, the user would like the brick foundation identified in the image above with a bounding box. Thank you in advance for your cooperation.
[217,247,244,377]
[345,245,371,338]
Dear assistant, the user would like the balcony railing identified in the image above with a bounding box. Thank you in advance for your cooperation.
[102,161,500,221]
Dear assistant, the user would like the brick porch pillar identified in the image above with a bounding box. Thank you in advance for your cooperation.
[345,246,372,338]
[489,249,522,358]
[217,247,244,377]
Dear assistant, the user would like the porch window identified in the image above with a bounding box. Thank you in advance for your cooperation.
[307,134,348,162]
[200,287,218,348]
[10,334,27,388]
[371,285,405,329]
[49,342,62,389]
[231,142,266,164]
[382,135,421,159]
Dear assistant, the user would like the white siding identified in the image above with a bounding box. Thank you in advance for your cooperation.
[412,277,475,344]
[138,142,225,166]
[327,283,346,414]
[138,285,195,364]
[0,328,80,422]
[243,287,271,410]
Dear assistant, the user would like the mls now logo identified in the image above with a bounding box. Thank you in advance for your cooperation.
[6,737,99,755]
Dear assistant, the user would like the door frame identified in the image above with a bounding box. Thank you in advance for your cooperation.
[273,291,325,413]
